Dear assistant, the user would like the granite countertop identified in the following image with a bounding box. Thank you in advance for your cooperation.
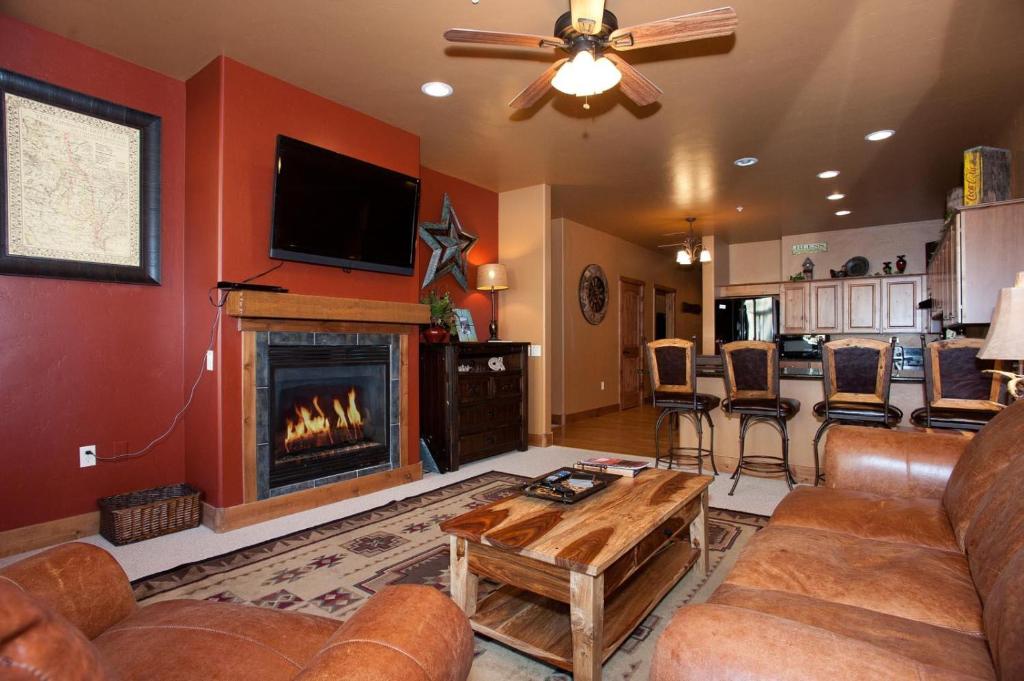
[695,356,924,383]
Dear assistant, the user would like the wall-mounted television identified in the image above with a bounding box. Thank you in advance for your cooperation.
[270,135,420,275]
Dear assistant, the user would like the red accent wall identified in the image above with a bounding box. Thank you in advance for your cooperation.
[0,16,187,531]
[0,23,498,531]
[417,167,498,336]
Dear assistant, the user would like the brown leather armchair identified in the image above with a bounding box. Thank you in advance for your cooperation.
[0,542,474,681]
[652,399,1024,680]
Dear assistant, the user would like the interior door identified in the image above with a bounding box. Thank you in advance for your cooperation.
[620,278,644,410]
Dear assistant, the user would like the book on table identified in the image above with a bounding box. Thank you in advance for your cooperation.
[575,456,651,477]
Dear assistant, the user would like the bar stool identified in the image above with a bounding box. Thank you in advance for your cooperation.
[720,340,800,495]
[648,338,721,474]
[812,337,901,485]
[911,336,1007,431]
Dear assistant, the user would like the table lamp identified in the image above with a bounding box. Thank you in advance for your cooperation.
[476,263,509,341]
[979,271,1024,401]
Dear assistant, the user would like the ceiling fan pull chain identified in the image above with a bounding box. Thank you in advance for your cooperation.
[583,96,591,110]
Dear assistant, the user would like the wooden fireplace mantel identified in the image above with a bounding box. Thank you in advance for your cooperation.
[225,290,430,324]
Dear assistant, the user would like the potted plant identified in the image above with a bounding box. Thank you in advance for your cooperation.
[421,290,455,343]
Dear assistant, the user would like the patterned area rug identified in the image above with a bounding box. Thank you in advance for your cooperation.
[134,472,767,680]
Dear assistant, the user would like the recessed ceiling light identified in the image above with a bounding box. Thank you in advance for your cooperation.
[835,210,851,216]
[733,157,758,167]
[865,129,895,142]
[421,81,454,97]
[817,170,840,179]
[827,192,845,201]
[736,206,744,212]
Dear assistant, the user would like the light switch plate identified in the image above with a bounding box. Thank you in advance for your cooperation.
[529,344,542,357]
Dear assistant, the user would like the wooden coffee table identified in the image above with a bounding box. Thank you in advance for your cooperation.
[440,468,712,681]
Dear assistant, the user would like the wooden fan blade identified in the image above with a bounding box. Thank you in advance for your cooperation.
[571,0,606,35]
[605,54,663,106]
[609,7,737,50]
[509,59,568,109]
[444,29,566,49]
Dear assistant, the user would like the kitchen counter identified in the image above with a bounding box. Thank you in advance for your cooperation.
[695,356,924,383]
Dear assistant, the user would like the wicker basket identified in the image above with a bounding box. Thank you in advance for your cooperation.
[98,483,202,545]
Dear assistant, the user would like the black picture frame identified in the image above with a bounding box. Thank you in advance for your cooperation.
[0,68,161,285]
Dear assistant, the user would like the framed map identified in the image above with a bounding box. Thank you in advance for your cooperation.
[0,69,161,284]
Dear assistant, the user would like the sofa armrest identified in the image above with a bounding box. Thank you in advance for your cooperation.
[0,542,136,640]
[651,603,963,680]
[824,426,971,500]
[294,585,474,681]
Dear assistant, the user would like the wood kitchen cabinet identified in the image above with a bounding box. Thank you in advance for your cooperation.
[927,199,1024,327]
[809,281,843,333]
[881,275,925,333]
[780,282,811,334]
[843,279,881,333]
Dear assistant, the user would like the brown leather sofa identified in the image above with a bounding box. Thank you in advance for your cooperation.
[652,398,1024,680]
[0,541,474,680]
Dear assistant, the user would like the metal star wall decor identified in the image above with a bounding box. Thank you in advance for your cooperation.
[419,193,478,290]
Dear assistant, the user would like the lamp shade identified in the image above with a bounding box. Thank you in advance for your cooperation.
[476,263,509,291]
[979,271,1024,360]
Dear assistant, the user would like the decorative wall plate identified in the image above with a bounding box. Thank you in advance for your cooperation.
[579,263,609,325]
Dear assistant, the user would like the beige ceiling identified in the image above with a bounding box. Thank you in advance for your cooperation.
[3,0,1022,246]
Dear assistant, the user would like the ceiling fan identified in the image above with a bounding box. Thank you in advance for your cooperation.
[444,0,737,109]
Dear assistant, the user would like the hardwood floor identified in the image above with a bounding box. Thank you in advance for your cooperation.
[553,404,662,458]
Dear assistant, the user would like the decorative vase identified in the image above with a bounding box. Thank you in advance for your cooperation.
[882,262,893,275]
[422,324,450,344]
[895,255,907,273]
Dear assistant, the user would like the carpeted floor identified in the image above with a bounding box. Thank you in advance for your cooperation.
[134,472,767,681]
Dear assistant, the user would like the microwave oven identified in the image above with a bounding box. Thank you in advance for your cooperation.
[780,334,829,360]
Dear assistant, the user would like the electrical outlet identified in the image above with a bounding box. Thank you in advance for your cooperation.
[79,445,97,468]
[206,350,215,371]
[600,381,605,390]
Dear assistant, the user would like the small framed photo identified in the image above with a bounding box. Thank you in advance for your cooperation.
[453,308,477,342]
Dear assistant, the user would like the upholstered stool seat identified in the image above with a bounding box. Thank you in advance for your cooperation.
[649,338,719,474]
[720,340,799,495]
[812,338,900,486]
[725,397,801,418]
[655,391,721,411]
[813,401,902,424]
[910,407,997,431]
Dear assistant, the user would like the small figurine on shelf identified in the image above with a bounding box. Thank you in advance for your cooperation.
[802,257,815,280]
[896,255,907,273]
[882,261,894,275]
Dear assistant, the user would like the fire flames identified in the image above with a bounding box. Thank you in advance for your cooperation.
[283,388,365,453]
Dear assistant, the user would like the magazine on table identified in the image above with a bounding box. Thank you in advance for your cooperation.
[574,456,651,477]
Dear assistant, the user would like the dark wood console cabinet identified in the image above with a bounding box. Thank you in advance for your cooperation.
[420,342,529,472]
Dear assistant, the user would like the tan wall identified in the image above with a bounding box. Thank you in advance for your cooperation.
[701,235,724,354]
[779,220,943,278]
[499,185,551,439]
[555,218,702,417]
[728,240,782,283]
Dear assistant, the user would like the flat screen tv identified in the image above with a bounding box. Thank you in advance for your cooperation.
[270,135,420,275]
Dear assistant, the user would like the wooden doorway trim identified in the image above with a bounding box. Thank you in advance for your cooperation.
[619,277,645,410]
[653,284,677,340]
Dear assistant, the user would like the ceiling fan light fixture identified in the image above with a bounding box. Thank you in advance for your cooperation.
[676,250,693,265]
[699,248,712,263]
[551,49,622,97]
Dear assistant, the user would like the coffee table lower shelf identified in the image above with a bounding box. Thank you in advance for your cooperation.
[469,540,700,671]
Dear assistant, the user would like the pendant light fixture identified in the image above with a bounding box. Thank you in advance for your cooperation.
[675,217,711,265]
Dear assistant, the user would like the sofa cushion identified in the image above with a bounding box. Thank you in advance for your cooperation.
[722,525,983,635]
[964,454,1024,602]
[93,599,339,681]
[944,398,1024,549]
[709,584,995,679]
[0,581,111,681]
[984,548,1024,681]
[770,487,958,553]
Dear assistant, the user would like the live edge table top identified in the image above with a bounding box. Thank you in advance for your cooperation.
[440,469,713,577]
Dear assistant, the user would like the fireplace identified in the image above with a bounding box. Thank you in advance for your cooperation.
[254,332,402,499]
